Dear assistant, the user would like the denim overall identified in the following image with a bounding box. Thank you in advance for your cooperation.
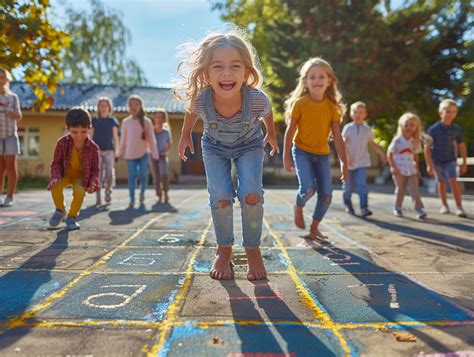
[201,86,264,248]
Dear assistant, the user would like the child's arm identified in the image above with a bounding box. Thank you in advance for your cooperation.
[423,143,435,177]
[117,123,127,159]
[8,95,22,121]
[331,121,348,183]
[87,146,100,193]
[458,142,467,175]
[388,151,400,176]
[178,111,199,161]
[283,117,297,172]
[415,153,421,178]
[147,121,159,160]
[48,141,64,189]
[369,140,388,165]
[262,111,279,156]
[113,126,119,157]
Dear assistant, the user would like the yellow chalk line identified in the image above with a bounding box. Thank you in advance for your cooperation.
[144,219,212,356]
[2,192,202,333]
[264,218,352,356]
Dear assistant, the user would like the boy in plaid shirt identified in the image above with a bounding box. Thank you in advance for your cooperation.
[48,108,99,229]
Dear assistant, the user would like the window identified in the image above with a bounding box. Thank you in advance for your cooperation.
[18,127,40,158]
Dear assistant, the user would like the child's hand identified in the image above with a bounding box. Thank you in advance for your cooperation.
[340,162,349,184]
[283,154,294,172]
[48,178,60,190]
[426,165,434,177]
[391,167,400,177]
[178,134,194,161]
[380,152,388,165]
[264,134,279,156]
[86,186,96,194]
[460,163,468,175]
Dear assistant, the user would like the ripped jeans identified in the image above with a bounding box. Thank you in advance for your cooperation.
[202,136,264,248]
[292,146,332,221]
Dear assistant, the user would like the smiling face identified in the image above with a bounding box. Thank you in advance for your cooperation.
[304,65,331,100]
[128,99,142,117]
[206,45,248,100]
[351,106,367,125]
[401,118,418,139]
[68,126,89,146]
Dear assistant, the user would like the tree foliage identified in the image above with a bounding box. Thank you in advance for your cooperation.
[0,0,71,111]
[213,0,473,151]
[61,0,147,85]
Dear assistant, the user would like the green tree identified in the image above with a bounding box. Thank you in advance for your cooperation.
[0,0,71,111]
[61,0,147,85]
[214,0,472,151]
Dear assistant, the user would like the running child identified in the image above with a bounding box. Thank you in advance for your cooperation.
[176,30,279,281]
[48,108,100,230]
[283,57,348,240]
[117,95,159,208]
[90,97,120,205]
[387,112,427,219]
[150,109,172,203]
[342,101,387,217]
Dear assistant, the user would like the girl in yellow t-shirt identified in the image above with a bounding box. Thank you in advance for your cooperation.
[283,57,348,240]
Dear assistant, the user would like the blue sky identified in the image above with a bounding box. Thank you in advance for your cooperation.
[56,0,226,87]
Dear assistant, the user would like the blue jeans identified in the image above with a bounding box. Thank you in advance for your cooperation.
[292,146,332,221]
[342,167,368,209]
[127,153,149,204]
[202,136,264,248]
[434,160,457,182]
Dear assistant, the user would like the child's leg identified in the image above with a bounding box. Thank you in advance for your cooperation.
[4,155,18,199]
[354,168,369,209]
[202,141,235,279]
[127,159,138,205]
[0,156,5,195]
[51,176,73,212]
[149,157,162,199]
[309,154,332,238]
[96,151,104,203]
[103,150,115,202]
[137,153,149,203]
[407,175,424,210]
[68,179,86,218]
[292,146,316,229]
[235,144,266,280]
[160,158,170,200]
[448,178,463,209]
[342,169,354,210]
[394,175,407,209]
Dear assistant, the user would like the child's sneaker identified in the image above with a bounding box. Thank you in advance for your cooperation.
[1,197,14,207]
[361,208,373,218]
[345,205,355,215]
[415,208,427,219]
[49,209,65,227]
[455,207,467,218]
[393,208,403,217]
[440,205,450,214]
[66,217,80,230]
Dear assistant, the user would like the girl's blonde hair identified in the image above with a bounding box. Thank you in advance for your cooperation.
[396,112,424,151]
[284,57,346,122]
[174,28,263,111]
[0,67,13,92]
[128,95,147,140]
[96,96,114,117]
[154,108,171,135]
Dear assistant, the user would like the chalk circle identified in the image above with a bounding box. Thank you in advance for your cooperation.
[83,284,146,309]
[323,252,352,262]
[157,236,181,244]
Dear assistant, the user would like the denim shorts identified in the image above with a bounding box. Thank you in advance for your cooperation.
[0,134,20,156]
[434,160,457,182]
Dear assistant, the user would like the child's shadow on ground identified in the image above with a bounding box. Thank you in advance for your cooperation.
[151,202,178,213]
[108,206,149,225]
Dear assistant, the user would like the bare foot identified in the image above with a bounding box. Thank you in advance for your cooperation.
[210,246,233,280]
[245,248,267,281]
[294,205,305,229]
[307,220,328,241]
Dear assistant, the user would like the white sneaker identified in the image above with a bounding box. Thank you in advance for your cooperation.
[393,208,403,217]
[440,205,450,214]
[415,208,427,219]
[0,197,14,207]
[455,207,467,218]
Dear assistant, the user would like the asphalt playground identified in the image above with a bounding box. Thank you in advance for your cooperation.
[0,187,473,356]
